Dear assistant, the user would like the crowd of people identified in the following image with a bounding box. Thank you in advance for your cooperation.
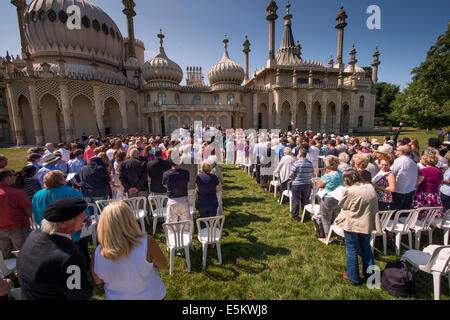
[0,124,449,298]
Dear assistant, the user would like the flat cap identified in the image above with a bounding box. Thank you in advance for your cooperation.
[44,198,87,223]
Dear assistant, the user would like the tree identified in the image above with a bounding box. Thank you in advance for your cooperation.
[375,82,400,125]
[390,22,450,129]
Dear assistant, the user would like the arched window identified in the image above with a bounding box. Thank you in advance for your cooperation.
[227,93,235,105]
[92,19,100,32]
[158,92,166,106]
[38,10,46,22]
[146,94,151,107]
[110,28,115,39]
[102,24,109,35]
[174,94,180,105]
[0,94,4,108]
[47,9,57,22]
[214,94,220,105]
[358,116,364,128]
[258,113,263,130]
[193,95,201,105]
[82,16,90,28]
[359,96,365,108]
[58,10,68,24]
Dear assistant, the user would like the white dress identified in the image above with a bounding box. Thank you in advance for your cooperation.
[236,141,245,166]
[226,140,235,164]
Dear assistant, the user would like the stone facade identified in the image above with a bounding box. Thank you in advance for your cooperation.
[0,0,379,146]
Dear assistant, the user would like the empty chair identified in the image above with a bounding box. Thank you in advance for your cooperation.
[123,197,149,234]
[87,203,101,247]
[370,210,396,255]
[279,181,292,212]
[269,175,281,198]
[0,251,16,278]
[401,245,450,300]
[385,209,419,256]
[431,209,450,245]
[163,220,193,275]
[411,207,442,250]
[196,216,225,270]
[149,195,168,235]
[325,225,345,245]
[301,184,321,223]
[95,199,116,213]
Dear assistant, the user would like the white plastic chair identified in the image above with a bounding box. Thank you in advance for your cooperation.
[269,175,281,198]
[148,195,168,235]
[87,203,100,247]
[0,251,16,278]
[163,220,193,275]
[401,245,450,300]
[370,210,396,255]
[431,209,450,245]
[29,216,40,230]
[325,225,345,245]
[196,216,225,270]
[385,209,419,256]
[188,189,197,220]
[279,181,292,212]
[95,199,116,213]
[123,197,149,233]
[301,184,321,223]
[411,207,442,250]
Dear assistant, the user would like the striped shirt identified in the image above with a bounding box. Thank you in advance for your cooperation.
[291,158,314,186]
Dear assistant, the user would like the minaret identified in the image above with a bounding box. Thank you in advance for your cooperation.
[243,36,251,82]
[348,43,357,74]
[371,46,380,85]
[11,0,28,57]
[335,3,347,71]
[266,0,278,68]
[328,55,334,69]
[295,40,302,59]
[122,0,137,59]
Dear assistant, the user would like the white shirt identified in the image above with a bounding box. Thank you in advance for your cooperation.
[106,149,115,161]
[391,155,418,194]
[94,237,166,300]
[307,146,320,168]
[58,148,70,162]
[253,142,266,158]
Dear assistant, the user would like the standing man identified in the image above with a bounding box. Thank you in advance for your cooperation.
[44,143,55,156]
[83,139,97,164]
[17,198,93,300]
[36,153,62,188]
[253,137,266,185]
[119,148,148,198]
[0,169,32,260]
[390,146,418,210]
[290,148,314,221]
[437,128,446,144]
[147,148,172,195]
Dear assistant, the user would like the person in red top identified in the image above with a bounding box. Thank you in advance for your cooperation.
[0,168,32,259]
[84,139,97,164]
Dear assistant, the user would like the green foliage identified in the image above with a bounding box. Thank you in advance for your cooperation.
[390,23,450,129]
[375,82,400,125]
[362,66,372,79]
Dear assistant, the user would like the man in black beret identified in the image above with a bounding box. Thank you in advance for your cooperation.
[17,198,93,300]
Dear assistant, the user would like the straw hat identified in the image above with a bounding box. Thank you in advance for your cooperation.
[377,144,393,154]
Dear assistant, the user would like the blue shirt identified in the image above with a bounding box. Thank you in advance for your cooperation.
[291,158,314,186]
[68,158,86,175]
[321,171,343,195]
[28,161,42,172]
[36,165,61,188]
[56,161,69,176]
[440,168,450,196]
[279,145,287,161]
[32,185,89,243]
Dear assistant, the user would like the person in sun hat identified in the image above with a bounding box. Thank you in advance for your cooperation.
[17,198,93,300]
[36,153,62,188]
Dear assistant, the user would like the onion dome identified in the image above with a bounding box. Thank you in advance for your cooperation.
[142,29,183,84]
[344,64,365,74]
[208,35,245,86]
[24,0,124,65]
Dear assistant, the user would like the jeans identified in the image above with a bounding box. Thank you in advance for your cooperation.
[344,231,375,284]
[441,192,450,213]
[291,184,312,218]
[391,191,415,211]
[378,201,391,211]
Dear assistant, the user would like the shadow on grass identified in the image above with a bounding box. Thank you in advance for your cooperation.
[224,197,267,207]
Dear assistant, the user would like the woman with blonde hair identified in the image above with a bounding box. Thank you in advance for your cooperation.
[91,201,167,300]
[98,152,113,174]
[196,160,221,225]
[409,138,421,163]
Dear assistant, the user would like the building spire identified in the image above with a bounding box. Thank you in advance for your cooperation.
[158,29,165,47]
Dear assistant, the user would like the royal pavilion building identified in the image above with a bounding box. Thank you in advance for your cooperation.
[0,0,380,146]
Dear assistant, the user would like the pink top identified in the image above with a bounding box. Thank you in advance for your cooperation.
[417,167,443,194]
[84,147,96,164]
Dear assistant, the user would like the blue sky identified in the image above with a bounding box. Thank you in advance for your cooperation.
[1,0,449,89]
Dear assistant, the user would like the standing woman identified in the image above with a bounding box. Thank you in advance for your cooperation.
[196,160,221,223]
[91,201,167,300]
[409,139,421,163]
[413,154,444,217]
[334,169,381,285]
[208,156,224,216]
[259,142,274,191]
[113,150,127,200]
[372,154,396,211]
[16,166,41,201]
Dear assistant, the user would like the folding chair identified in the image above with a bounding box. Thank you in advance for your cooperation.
[163,220,193,275]
[148,194,168,235]
[196,216,225,270]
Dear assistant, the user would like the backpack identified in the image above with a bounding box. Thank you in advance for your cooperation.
[381,261,415,298]
[311,215,325,239]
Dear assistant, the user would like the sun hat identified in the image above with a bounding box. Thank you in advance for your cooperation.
[42,153,61,166]
[371,139,380,146]
[377,144,393,154]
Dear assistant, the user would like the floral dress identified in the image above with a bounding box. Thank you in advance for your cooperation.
[374,172,393,204]
[412,166,444,217]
